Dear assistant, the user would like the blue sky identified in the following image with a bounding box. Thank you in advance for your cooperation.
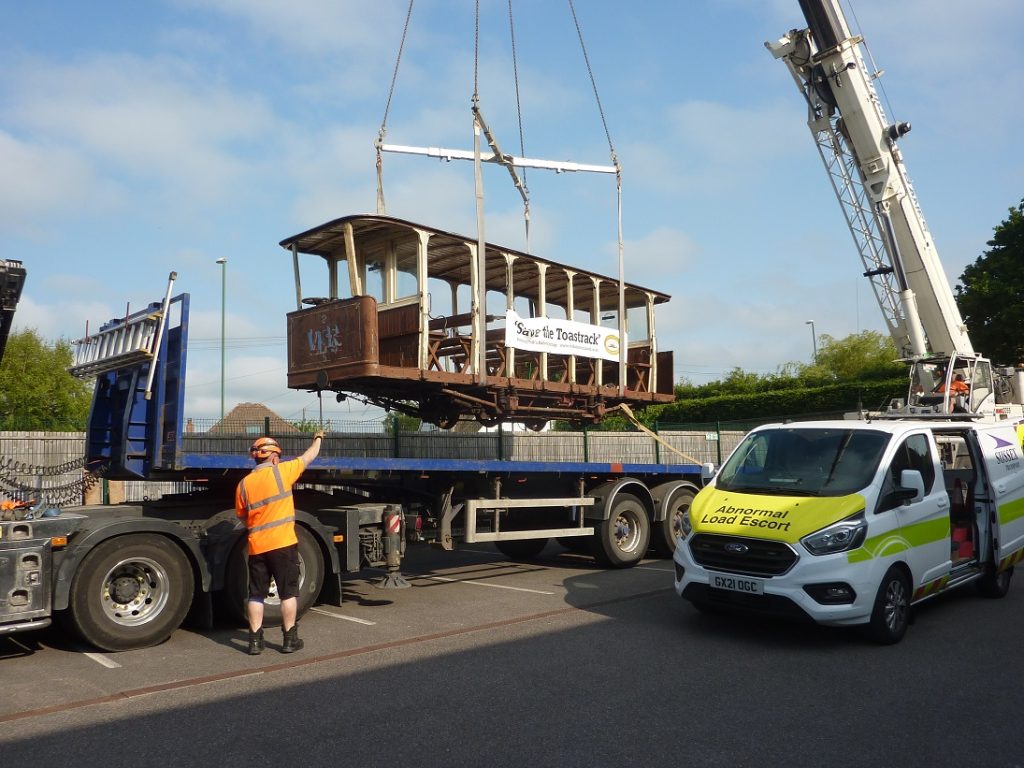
[2,0,1021,424]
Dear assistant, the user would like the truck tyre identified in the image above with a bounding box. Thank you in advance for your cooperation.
[67,534,194,652]
[592,493,650,568]
[556,535,590,553]
[221,525,324,627]
[977,565,1013,598]
[494,537,548,560]
[865,567,910,644]
[654,488,695,557]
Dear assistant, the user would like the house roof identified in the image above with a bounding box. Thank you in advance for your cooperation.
[208,402,300,435]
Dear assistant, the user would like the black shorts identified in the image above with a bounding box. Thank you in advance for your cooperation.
[247,544,300,600]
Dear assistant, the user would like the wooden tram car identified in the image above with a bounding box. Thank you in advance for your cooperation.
[281,214,674,429]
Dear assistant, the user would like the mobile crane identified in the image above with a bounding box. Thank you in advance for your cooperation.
[766,0,1024,422]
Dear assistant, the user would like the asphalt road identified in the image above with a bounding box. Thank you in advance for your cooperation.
[2,542,1023,767]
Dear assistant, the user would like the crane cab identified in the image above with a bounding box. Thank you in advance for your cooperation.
[901,354,1023,422]
[280,214,675,429]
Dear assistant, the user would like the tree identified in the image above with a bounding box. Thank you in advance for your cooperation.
[0,330,93,430]
[799,331,903,381]
[955,199,1024,366]
[382,411,422,432]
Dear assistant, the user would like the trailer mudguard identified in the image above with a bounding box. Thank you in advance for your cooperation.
[649,479,701,522]
[584,477,655,522]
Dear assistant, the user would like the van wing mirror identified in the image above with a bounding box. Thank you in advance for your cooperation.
[700,462,717,483]
[897,469,925,503]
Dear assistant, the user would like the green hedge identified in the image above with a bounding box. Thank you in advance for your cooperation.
[650,376,908,423]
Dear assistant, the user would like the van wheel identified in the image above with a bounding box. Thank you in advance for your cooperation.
[977,565,1013,598]
[592,493,650,568]
[865,567,910,644]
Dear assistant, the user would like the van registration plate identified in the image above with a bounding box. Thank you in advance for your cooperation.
[711,574,764,595]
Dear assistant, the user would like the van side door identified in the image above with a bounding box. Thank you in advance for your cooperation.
[977,426,1024,569]
[874,432,950,589]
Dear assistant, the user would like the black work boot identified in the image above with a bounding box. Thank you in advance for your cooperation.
[281,624,304,653]
[247,628,264,656]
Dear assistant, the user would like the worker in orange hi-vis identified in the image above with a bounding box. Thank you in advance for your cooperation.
[937,374,966,397]
[235,430,323,655]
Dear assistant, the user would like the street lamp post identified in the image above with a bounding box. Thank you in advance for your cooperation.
[805,320,817,363]
[216,258,227,421]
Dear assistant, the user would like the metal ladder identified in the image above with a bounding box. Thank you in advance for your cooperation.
[69,273,178,389]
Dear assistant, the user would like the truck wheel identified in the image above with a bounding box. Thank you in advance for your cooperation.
[865,567,910,644]
[592,493,650,568]
[221,525,325,627]
[654,488,695,557]
[494,537,548,560]
[67,534,194,652]
[556,535,590,553]
[977,565,1013,598]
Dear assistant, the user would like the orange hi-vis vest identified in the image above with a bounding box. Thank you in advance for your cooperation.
[235,458,306,555]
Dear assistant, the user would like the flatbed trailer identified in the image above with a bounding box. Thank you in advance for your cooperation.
[1,282,706,651]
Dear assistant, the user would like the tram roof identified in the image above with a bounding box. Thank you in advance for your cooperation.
[280,214,671,310]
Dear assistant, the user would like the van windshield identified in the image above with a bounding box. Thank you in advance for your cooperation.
[715,427,890,497]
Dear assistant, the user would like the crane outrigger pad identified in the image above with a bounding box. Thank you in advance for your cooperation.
[280,215,674,429]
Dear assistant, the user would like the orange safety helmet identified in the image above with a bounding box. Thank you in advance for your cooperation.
[249,437,282,460]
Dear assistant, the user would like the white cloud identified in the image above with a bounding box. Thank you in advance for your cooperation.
[0,131,105,233]
[6,55,281,213]
[171,0,410,56]
[619,226,700,286]
[13,295,113,341]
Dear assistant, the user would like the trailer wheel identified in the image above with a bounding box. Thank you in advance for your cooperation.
[221,525,325,627]
[494,537,548,560]
[67,534,194,652]
[865,567,910,644]
[977,565,1013,598]
[654,488,695,556]
[556,535,590,553]
[592,493,650,568]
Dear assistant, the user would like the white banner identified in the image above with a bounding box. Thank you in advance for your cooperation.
[503,310,624,362]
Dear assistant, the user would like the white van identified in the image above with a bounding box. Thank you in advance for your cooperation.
[673,419,1024,642]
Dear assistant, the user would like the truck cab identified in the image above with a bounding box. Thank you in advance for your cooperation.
[673,419,1024,642]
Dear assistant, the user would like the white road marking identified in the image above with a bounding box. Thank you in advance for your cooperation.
[83,652,122,669]
[416,574,556,595]
[309,607,376,625]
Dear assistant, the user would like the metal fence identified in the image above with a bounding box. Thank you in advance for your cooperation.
[0,432,192,508]
[4,414,836,506]
[180,423,748,466]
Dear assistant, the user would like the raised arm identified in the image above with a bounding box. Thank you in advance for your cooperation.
[300,430,324,467]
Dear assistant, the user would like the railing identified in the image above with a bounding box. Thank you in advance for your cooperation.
[0,411,845,506]
[0,432,194,508]
[180,418,749,466]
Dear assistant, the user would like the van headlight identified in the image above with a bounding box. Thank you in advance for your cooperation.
[801,513,867,556]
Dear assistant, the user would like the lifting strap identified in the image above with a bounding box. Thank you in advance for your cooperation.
[615,404,706,466]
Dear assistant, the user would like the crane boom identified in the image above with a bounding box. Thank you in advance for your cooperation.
[767,0,972,358]
[768,0,1024,422]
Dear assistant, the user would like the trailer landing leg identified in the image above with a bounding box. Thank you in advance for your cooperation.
[375,507,410,589]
